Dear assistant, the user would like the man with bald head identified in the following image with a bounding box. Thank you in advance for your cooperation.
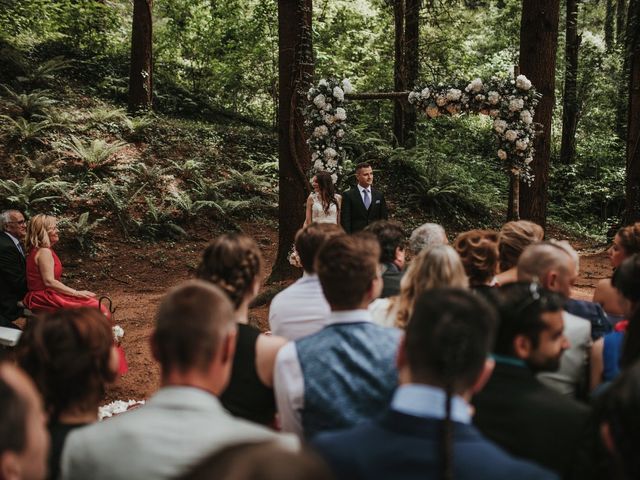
[517,242,592,399]
[0,363,50,480]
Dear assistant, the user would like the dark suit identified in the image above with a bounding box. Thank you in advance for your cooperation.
[380,262,403,298]
[472,361,597,480]
[312,409,558,480]
[340,186,388,234]
[0,232,27,327]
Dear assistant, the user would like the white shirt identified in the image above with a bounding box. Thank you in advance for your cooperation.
[368,298,398,328]
[4,231,24,257]
[274,309,373,437]
[392,384,471,424]
[268,273,331,340]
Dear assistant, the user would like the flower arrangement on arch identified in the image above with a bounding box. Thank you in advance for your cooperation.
[408,74,541,184]
[305,77,353,184]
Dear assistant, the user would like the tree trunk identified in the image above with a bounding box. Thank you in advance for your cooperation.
[271,0,314,281]
[128,0,153,112]
[518,0,561,227]
[617,0,627,46]
[404,0,420,148]
[605,0,615,51]
[559,0,581,165]
[624,0,640,223]
[392,0,406,147]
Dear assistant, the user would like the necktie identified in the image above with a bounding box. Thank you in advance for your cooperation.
[363,189,371,209]
[16,242,24,257]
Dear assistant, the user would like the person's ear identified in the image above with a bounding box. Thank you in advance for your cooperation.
[107,345,120,379]
[546,270,558,291]
[0,451,21,480]
[600,422,616,454]
[471,358,495,394]
[513,335,532,359]
[221,329,237,366]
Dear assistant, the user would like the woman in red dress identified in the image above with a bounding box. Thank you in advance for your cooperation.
[23,214,108,316]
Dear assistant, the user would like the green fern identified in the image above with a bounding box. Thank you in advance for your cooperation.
[1,86,56,119]
[0,176,69,216]
[59,135,127,176]
[0,115,56,144]
[16,57,71,86]
[169,190,224,219]
[58,212,104,253]
[136,198,187,240]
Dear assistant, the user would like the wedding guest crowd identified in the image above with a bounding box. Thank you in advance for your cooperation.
[3,201,640,480]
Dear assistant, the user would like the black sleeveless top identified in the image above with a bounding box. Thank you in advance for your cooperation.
[220,323,276,426]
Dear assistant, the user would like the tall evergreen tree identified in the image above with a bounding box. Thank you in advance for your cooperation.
[560,0,581,165]
[624,0,640,223]
[128,0,153,112]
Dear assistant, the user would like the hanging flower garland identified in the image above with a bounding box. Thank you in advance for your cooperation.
[408,75,541,184]
[305,77,353,183]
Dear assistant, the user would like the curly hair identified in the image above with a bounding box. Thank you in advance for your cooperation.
[498,220,544,272]
[16,308,116,420]
[617,222,640,256]
[25,214,56,252]
[453,230,499,286]
[196,234,263,309]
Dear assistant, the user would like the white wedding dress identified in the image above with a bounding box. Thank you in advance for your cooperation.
[311,193,339,224]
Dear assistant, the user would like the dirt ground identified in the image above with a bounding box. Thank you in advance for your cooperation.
[53,222,613,403]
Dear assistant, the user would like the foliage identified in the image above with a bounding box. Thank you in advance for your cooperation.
[136,198,187,240]
[16,57,72,87]
[0,176,69,216]
[1,86,56,119]
[58,135,127,176]
[0,115,56,145]
[58,211,105,253]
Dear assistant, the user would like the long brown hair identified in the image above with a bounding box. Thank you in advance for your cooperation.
[314,171,338,214]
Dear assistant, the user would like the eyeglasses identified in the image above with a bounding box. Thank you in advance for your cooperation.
[6,220,26,225]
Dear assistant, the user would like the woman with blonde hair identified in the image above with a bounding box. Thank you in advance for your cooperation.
[22,214,106,314]
[369,244,468,328]
[493,220,544,286]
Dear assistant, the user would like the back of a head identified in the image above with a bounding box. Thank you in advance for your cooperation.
[364,220,405,264]
[295,223,344,273]
[0,374,27,462]
[453,230,499,286]
[406,289,496,393]
[153,281,235,374]
[196,234,263,309]
[177,442,332,480]
[25,214,56,251]
[17,308,116,419]
[498,220,544,272]
[612,254,640,305]
[492,282,564,356]
[409,223,446,255]
[617,222,640,256]
[517,241,572,284]
[315,233,380,309]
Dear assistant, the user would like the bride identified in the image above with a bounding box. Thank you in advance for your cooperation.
[304,171,342,226]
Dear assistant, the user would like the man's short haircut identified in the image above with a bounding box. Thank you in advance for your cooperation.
[406,289,497,392]
[0,374,27,456]
[153,280,236,374]
[0,209,21,231]
[498,220,544,272]
[409,223,446,254]
[491,282,564,356]
[517,241,573,283]
[355,162,372,172]
[315,233,380,309]
[364,220,405,264]
[295,223,344,273]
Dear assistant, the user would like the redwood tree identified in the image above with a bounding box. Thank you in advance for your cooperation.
[128,0,153,112]
[559,0,581,165]
[271,0,314,281]
[517,0,561,226]
[624,0,640,223]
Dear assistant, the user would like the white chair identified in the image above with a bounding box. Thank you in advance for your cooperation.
[0,326,21,347]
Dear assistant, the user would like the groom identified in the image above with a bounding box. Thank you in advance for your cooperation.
[340,162,388,233]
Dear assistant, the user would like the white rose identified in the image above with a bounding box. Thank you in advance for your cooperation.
[313,94,326,108]
[446,88,462,101]
[525,157,533,164]
[333,86,345,102]
[516,138,529,151]
[319,79,328,87]
[475,94,486,102]
[520,110,533,124]
[516,74,532,90]
[493,119,507,134]
[498,149,508,160]
[341,79,353,94]
[426,105,440,118]
[314,159,324,170]
[327,158,338,168]
[336,129,345,138]
[324,147,337,160]
[436,95,447,107]
[311,152,319,161]
[466,78,483,93]
[331,173,338,184]
[334,107,347,121]
[324,114,335,125]
[488,91,501,105]
[505,130,518,142]
[313,127,323,138]
[323,103,332,112]
[408,91,419,103]
[509,98,524,112]
[421,87,431,98]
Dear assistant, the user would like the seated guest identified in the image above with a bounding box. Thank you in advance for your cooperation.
[0,362,49,480]
[16,308,119,480]
[473,283,596,479]
[274,234,401,438]
[591,254,640,392]
[493,220,544,286]
[178,442,332,480]
[364,220,406,298]
[61,282,297,480]
[269,223,342,340]
[196,234,286,426]
[0,209,28,328]
[598,359,640,480]
[313,289,557,480]
[370,245,468,328]
[517,242,592,399]
[22,215,108,317]
[453,229,499,288]
[408,222,447,255]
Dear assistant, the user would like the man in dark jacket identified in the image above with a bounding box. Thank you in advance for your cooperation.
[340,163,388,234]
[0,210,27,328]
[364,220,405,298]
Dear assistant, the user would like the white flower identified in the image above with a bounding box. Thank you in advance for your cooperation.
[331,173,338,184]
[498,149,508,160]
[421,87,431,98]
[324,147,337,160]
[488,91,501,105]
[520,110,533,124]
[489,109,500,117]
[336,129,345,138]
[324,114,335,125]
[493,119,507,134]
[426,105,440,118]
[408,91,420,103]
[333,86,345,102]
[516,74,532,90]
[113,325,124,341]
[313,125,328,138]
[327,158,338,168]
[475,94,486,102]
[341,78,353,94]
[335,107,347,121]
[313,94,326,109]
[505,130,518,142]
[446,88,462,101]
[314,159,324,170]
[436,95,447,107]
[525,157,533,164]
[319,79,328,87]
[466,78,483,93]
[516,138,529,151]
[323,103,332,112]
[509,98,524,112]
